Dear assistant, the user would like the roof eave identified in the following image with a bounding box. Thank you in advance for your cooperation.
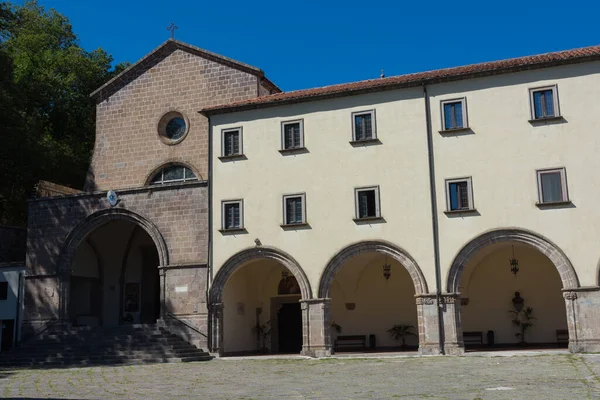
[199,53,600,116]
[90,39,271,101]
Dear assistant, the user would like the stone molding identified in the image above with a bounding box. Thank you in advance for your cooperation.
[447,228,579,292]
[415,295,436,305]
[57,208,169,274]
[318,240,429,298]
[563,291,578,300]
[209,246,312,304]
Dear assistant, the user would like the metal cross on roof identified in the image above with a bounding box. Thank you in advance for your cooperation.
[167,22,178,39]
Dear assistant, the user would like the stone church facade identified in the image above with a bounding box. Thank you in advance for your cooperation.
[24,39,600,357]
[24,39,278,349]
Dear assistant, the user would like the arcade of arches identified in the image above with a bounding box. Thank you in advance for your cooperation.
[211,232,595,356]
[69,221,160,327]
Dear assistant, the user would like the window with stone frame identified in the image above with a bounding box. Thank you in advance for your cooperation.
[354,186,380,219]
[221,128,243,157]
[537,167,568,204]
[445,177,474,211]
[283,193,306,225]
[281,120,304,150]
[529,85,560,120]
[441,98,468,131]
[222,200,243,230]
[352,110,376,141]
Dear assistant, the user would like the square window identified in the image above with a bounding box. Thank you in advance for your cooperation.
[537,168,568,204]
[352,110,376,141]
[221,128,243,157]
[0,282,7,300]
[529,85,560,120]
[221,200,243,230]
[441,98,468,131]
[445,177,474,211]
[281,120,304,150]
[354,186,381,219]
[283,193,306,225]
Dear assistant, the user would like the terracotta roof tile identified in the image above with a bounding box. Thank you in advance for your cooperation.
[200,45,600,115]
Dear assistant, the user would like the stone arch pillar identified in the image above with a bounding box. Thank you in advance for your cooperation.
[318,240,435,355]
[57,208,169,322]
[208,246,313,356]
[446,228,581,353]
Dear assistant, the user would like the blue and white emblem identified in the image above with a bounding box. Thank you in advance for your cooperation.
[107,190,119,207]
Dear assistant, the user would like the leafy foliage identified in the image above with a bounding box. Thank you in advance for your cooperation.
[387,324,416,348]
[509,306,536,344]
[0,1,128,226]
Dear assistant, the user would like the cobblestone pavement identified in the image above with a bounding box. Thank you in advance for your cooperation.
[1,354,600,399]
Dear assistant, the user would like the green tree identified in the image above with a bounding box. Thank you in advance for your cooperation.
[0,0,128,226]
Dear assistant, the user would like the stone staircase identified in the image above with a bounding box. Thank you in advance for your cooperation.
[0,324,212,368]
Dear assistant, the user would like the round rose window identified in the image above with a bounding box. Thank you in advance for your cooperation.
[157,111,189,144]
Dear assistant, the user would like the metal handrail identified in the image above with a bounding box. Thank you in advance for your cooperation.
[165,313,207,338]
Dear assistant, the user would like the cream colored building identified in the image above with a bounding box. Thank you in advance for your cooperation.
[202,45,600,357]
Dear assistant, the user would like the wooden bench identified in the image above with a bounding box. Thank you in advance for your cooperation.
[556,329,569,343]
[463,331,484,345]
[334,335,367,351]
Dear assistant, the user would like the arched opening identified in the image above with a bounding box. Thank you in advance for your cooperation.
[68,220,161,327]
[209,247,312,356]
[448,229,578,351]
[319,241,428,354]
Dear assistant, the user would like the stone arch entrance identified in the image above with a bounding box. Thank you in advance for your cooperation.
[318,241,435,354]
[446,228,580,352]
[208,246,312,356]
[58,209,168,325]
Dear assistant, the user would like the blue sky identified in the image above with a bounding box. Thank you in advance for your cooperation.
[20,0,600,91]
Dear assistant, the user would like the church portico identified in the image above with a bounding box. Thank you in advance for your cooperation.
[25,182,210,347]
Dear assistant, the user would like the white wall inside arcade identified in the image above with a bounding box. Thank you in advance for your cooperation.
[460,243,567,344]
[222,259,300,354]
[330,253,418,349]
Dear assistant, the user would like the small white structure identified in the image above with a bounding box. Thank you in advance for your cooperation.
[0,263,25,352]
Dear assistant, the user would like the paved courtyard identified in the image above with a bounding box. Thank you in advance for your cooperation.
[1,353,600,399]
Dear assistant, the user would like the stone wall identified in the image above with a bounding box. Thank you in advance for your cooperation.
[25,183,209,343]
[87,42,262,192]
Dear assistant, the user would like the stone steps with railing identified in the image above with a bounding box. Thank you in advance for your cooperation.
[0,324,212,368]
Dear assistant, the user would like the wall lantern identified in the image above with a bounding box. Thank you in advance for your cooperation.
[509,245,519,276]
[382,255,391,280]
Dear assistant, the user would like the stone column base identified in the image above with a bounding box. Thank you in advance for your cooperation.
[300,298,331,358]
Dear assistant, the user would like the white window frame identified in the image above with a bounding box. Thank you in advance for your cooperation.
[445,177,474,211]
[354,186,381,219]
[280,119,305,150]
[282,193,306,225]
[221,127,243,157]
[536,167,568,204]
[529,85,560,120]
[440,98,468,131]
[221,199,244,230]
[351,110,377,141]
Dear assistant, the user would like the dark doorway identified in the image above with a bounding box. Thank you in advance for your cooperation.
[278,302,302,353]
[140,246,160,324]
[1,319,14,351]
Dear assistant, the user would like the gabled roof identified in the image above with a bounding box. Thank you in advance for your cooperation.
[200,44,600,115]
[90,39,281,101]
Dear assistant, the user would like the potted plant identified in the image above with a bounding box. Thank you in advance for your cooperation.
[387,324,416,349]
[510,306,536,344]
[252,320,272,353]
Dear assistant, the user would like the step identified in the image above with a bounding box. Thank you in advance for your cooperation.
[0,351,209,363]
[0,355,213,368]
